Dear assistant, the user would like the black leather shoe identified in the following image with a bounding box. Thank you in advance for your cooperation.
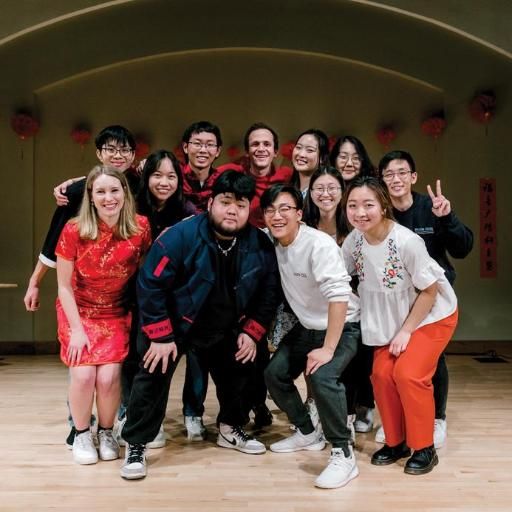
[371,442,411,466]
[404,445,438,475]
[253,404,273,429]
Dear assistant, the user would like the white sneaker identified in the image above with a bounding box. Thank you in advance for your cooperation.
[120,443,147,480]
[434,419,447,448]
[305,398,320,429]
[185,416,207,441]
[72,430,98,465]
[354,406,374,433]
[375,425,386,444]
[270,426,326,453]
[98,429,119,461]
[315,446,359,489]
[347,414,356,445]
[147,424,167,449]
[217,424,266,454]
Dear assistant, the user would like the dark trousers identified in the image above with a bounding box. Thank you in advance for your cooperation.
[265,322,359,448]
[182,351,209,417]
[242,341,270,422]
[341,332,375,415]
[433,352,448,420]
[122,332,252,444]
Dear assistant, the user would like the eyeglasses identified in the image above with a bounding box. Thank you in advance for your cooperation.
[188,141,218,151]
[101,146,133,157]
[338,154,361,164]
[263,205,298,217]
[382,170,412,182]
[311,186,341,195]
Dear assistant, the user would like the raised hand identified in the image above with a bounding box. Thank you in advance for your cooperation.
[427,179,451,217]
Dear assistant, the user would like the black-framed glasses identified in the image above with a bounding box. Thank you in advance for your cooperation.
[263,205,298,217]
[101,145,134,157]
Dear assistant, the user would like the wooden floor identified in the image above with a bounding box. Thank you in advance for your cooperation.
[1,354,511,512]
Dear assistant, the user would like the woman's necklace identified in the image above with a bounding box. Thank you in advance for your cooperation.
[216,237,237,256]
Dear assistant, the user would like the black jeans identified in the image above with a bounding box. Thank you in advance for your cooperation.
[265,322,359,448]
[122,331,252,445]
[433,352,448,420]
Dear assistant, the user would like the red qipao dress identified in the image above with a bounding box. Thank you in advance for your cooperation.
[55,215,151,366]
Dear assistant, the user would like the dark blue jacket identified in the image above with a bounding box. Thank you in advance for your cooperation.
[393,192,473,285]
[137,213,280,344]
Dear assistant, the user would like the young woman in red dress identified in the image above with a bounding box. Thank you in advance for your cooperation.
[56,165,151,465]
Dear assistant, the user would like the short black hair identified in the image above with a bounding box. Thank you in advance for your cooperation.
[378,150,416,175]
[212,169,256,201]
[260,183,304,211]
[243,122,279,152]
[181,121,223,147]
[95,125,135,151]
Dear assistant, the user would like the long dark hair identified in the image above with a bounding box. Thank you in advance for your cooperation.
[291,128,330,189]
[136,149,190,237]
[329,135,375,185]
[303,166,350,244]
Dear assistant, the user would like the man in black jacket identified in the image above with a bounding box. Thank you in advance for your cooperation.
[120,170,280,480]
[378,150,473,448]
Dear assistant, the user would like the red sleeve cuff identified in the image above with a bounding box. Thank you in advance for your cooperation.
[242,318,266,342]
[142,319,173,340]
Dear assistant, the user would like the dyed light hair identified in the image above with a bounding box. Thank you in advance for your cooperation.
[76,165,139,240]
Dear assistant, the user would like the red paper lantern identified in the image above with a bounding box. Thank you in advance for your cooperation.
[227,146,241,160]
[10,113,39,140]
[280,141,295,160]
[70,127,91,148]
[421,115,447,140]
[376,127,397,149]
[135,139,150,161]
[328,136,337,152]
[469,91,496,125]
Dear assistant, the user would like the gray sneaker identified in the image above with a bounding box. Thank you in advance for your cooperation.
[120,443,147,480]
[217,424,266,454]
[185,416,207,441]
[98,429,120,461]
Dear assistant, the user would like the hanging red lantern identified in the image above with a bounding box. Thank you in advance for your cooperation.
[227,146,241,160]
[328,136,337,152]
[421,115,447,140]
[11,113,39,140]
[134,139,150,161]
[469,91,496,125]
[280,141,295,160]
[70,127,91,148]
[376,126,397,149]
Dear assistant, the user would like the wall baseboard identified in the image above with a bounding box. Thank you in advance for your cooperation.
[0,341,59,355]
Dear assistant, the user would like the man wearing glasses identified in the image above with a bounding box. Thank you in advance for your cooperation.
[181,121,224,211]
[261,184,360,489]
[378,150,473,448]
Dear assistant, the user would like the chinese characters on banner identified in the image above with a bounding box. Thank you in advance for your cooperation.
[479,178,497,278]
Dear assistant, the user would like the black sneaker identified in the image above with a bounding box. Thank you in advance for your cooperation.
[120,443,147,480]
[66,427,76,450]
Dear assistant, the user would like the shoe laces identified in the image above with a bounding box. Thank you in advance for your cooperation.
[127,443,145,464]
[231,425,252,443]
[328,448,351,467]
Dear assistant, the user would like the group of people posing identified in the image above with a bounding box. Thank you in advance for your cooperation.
[24,120,473,489]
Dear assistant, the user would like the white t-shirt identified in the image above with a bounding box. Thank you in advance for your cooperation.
[342,222,457,347]
[275,224,360,330]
